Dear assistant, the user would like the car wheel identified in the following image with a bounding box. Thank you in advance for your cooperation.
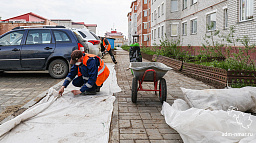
[48,59,68,79]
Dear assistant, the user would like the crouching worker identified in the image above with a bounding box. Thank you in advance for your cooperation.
[58,50,110,96]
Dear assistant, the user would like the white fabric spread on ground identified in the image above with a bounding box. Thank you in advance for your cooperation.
[181,87,256,112]
[0,63,121,143]
[161,99,256,143]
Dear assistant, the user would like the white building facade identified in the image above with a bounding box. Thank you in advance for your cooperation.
[128,1,138,45]
[149,0,256,46]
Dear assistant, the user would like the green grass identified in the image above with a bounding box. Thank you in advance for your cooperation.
[121,45,129,51]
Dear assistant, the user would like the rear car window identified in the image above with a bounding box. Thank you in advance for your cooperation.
[78,31,87,38]
[53,30,71,43]
[78,30,99,40]
[0,30,24,46]
[90,31,100,40]
[26,29,51,45]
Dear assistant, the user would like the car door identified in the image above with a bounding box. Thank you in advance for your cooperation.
[21,29,55,69]
[0,30,24,70]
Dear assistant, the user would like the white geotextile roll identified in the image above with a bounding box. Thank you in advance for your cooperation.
[181,87,256,112]
[161,100,256,143]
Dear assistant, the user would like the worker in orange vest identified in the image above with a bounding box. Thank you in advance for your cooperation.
[59,50,110,96]
[101,37,117,64]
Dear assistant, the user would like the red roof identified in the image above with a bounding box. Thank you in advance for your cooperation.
[72,22,85,25]
[2,12,47,22]
[84,24,97,27]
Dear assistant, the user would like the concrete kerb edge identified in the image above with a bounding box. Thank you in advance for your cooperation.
[0,79,65,125]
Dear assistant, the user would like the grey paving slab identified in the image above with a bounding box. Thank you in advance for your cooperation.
[109,48,213,142]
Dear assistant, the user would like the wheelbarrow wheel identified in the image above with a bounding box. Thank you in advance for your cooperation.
[159,78,167,103]
[131,77,138,103]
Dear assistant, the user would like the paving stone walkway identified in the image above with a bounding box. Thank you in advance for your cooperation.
[0,49,214,142]
[109,48,214,143]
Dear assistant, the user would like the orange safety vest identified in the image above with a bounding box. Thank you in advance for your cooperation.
[103,38,111,51]
[78,54,110,86]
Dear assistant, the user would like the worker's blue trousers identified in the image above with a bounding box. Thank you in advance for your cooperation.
[72,76,96,91]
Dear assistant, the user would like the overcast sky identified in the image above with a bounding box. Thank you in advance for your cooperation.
[0,0,132,38]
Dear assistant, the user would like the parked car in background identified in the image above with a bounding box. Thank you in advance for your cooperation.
[71,28,101,57]
[0,25,88,79]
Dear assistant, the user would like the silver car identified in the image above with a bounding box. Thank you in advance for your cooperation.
[71,28,101,57]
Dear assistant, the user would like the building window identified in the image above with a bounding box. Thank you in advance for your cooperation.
[206,12,216,31]
[224,8,228,29]
[158,27,160,38]
[152,30,154,39]
[158,6,160,17]
[182,22,187,35]
[161,26,164,37]
[240,0,254,21]
[191,0,197,5]
[183,0,187,10]
[171,0,178,12]
[154,29,156,39]
[144,0,147,4]
[152,13,154,22]
[144,10,147,17]
[170,24,178,36]
[144,35,148,41]
[191,19,197,34]
[161,3,164,15]
[154,10,157,20]
[135,6,137,10]
[144,23,147,29]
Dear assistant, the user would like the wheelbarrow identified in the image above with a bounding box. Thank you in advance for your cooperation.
[129,62,172,103]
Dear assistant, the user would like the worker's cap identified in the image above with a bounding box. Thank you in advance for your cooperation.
[70,50,83,64]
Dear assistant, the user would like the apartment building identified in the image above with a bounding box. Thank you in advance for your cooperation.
[128,1,138,45]
[137,0,151,46]
[177,0,256,47]
[151,0,181,45]
[105,30,124,47]
[132,0,255,47]
[128,0,151,46]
